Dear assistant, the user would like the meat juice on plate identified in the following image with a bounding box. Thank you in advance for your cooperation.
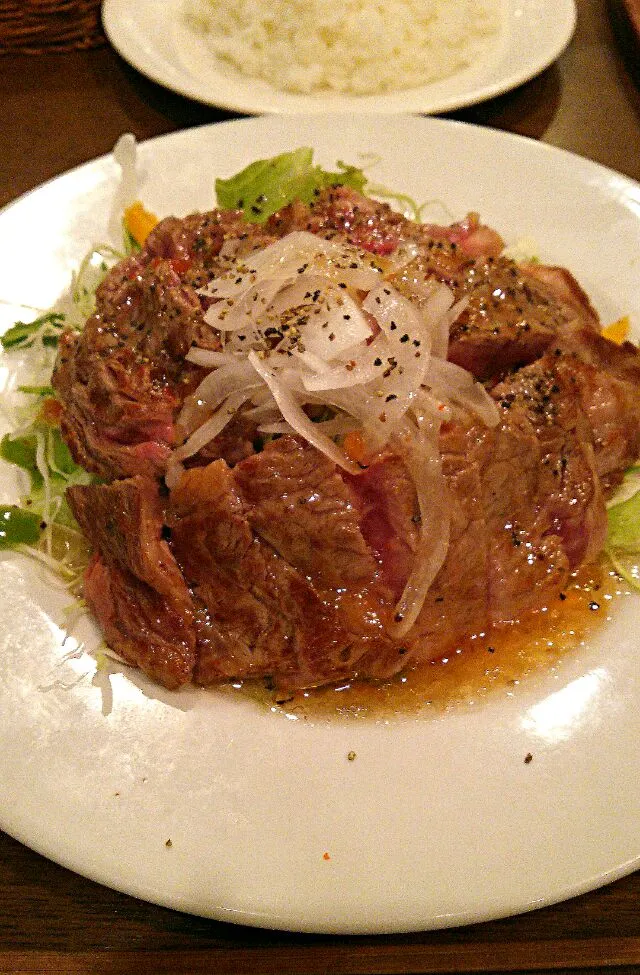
[241,560,633,719]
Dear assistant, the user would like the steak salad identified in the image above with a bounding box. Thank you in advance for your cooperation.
[3,148,640,693]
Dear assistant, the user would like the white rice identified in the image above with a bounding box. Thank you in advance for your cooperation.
[183,0,500,95]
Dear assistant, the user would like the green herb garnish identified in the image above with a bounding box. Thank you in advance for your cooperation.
[0,505,42,549]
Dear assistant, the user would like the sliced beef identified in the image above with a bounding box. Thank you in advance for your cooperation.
[520,263,600,331]
[53,259,209,480]
[266,190,407,256]
[266,187,505,258]
[144,207,271,263]
[67,477,197,688]
[352,434,491,680]
[233,436,377,590]
[551,323,640,490]
[167,460,379,688]
[344,453,421,600]
[491,357,607,571]
[67,379,611,690]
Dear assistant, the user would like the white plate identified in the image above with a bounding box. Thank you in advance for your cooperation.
[1,116,640,935]
[101,0,577,115]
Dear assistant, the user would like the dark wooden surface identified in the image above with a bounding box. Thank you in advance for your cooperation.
[1,0,640,971]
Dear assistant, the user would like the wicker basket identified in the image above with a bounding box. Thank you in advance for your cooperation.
[0,0,105,54]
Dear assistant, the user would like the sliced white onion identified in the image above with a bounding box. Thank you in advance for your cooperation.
[186,347,228,367]
[360,284,432,444]
[165,456,185,491]
[425,357,500,427]
[388,430,451,638]
[301,331,388,392]
[200,231,381,303]
[257,421,295,435]
[174,387,253,466]
[204,276,286,332]
[178,359,257,434]
[247,350,361,474]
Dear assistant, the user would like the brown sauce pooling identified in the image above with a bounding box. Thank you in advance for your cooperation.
[225,558,634,720]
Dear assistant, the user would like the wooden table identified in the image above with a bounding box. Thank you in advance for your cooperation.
[1,1,639,972]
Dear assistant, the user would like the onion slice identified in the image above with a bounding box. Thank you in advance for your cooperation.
[247,350,361,474]
[388,431,451,638]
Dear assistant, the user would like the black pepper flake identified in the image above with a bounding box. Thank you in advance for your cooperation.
[374,357,383,366]
[524,753,533,764]
[394,612,404,622]
[487,646,495,653]
[559,592,567,601]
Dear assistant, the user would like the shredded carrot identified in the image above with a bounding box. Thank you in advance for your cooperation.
[124,201,159,246]
[39,397,62,426]
[343,429,367,464]
[601,315,630,345]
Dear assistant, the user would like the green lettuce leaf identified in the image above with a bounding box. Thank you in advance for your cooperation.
[215,148,367,223]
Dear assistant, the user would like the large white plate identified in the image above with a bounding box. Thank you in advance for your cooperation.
[1,116,640,935]
[101,0,577,115]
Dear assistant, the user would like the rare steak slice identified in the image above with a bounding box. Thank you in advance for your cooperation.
[551,323,640,490]
[167,460,383,689]
[485,357,606,620]
[233,436,377,590]
[67,477,196,688]
[53,258,214,481]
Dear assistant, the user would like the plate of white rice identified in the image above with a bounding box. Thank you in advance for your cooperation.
[101,0,577,114]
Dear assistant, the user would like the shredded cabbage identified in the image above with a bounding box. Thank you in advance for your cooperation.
[606,469,640,591]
